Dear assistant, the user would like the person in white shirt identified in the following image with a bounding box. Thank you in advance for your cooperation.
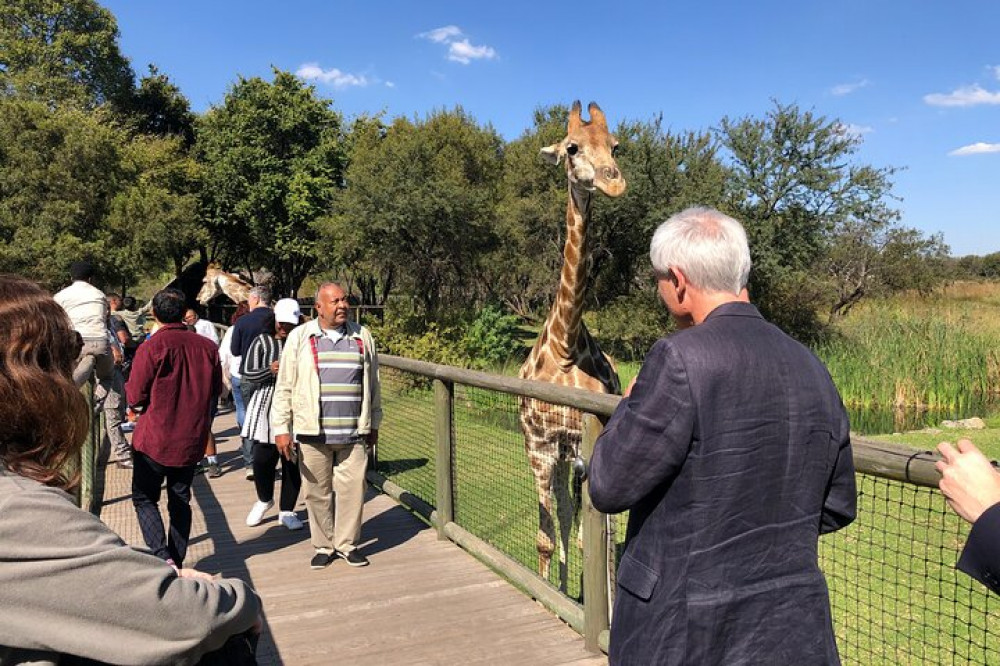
[53,261,114,388]
[184,308,220,345]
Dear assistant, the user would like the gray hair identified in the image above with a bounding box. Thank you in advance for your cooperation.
[649,206,752,295]
[249,285,272,306]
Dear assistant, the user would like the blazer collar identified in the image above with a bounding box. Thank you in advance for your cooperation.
[703,301,763,322]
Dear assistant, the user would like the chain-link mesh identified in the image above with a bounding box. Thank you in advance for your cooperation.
[376,367,437,507]
[452,387,586,600]
[819,473,1000,664]
[376,363,999,662]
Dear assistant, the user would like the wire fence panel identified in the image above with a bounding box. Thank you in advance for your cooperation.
[819,473,1000,665]
[451,387,586,601]
[374,358,1000,663]
[376,367,437,508]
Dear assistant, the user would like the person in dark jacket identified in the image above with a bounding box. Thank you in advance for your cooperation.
[126,288,223,568]
[937,438,1000,593]
[589,206,857,665]
[229,285,273,477]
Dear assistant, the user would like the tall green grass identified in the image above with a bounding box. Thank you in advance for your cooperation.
[816,304,1000,413]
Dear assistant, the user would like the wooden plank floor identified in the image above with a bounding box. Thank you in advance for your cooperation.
[99,407,607,666]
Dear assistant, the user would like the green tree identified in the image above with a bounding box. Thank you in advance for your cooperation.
[197,69,347,296]
[323,108,503,315]
[128,65,195,146]
[718,101,902,340]
[0,0,135,108]
[0,97,125,288]
[103,135,205,293]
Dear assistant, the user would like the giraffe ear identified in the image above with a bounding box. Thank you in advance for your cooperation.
[540,143,563,165]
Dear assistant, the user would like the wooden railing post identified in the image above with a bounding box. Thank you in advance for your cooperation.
[581,413,609,653]
[434,378,455,539]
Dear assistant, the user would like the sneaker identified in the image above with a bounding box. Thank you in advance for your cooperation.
[245,468,254,481]
[115,457,133,469]
[206,462,222,478]
[337,549,369,567]
[279,511,304,531]
[245,500,273,527]
[310,551,335,570]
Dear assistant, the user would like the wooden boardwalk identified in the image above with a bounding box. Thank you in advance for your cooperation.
[99,408,607,666]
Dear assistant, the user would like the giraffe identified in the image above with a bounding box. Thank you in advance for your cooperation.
[518,101,626,589]
[196,263,253,305]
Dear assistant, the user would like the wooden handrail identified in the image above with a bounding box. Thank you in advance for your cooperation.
[379,355,948,489]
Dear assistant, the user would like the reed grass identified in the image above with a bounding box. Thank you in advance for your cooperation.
[816,288,1000,413]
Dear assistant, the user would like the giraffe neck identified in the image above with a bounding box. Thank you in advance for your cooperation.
[545,186,592,359]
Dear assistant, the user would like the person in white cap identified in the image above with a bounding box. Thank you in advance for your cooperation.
[243,298,304,530]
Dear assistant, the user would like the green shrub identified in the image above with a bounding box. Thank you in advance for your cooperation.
[461,305,523,369]
[586,290,673,362]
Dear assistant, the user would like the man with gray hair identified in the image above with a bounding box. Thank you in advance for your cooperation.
[229,285,273,477]
[589,206,856,664]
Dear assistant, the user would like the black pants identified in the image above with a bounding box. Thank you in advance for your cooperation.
[252,441,301,512]
[132,451,197,566]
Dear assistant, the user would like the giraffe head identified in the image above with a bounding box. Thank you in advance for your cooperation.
[540,101,626,198]
[196,263,223,305]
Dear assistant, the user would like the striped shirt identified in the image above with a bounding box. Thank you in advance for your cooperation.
[303,333,363,445]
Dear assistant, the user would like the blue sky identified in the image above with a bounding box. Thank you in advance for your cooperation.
[103,0,1000,256]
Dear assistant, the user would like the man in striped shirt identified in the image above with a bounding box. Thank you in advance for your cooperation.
[272,283,382,569]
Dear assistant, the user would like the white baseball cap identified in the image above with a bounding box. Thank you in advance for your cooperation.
[273,298,301,325]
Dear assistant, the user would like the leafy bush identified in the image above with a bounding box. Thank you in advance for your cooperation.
[461,305,523,369]
[586,290,673,362]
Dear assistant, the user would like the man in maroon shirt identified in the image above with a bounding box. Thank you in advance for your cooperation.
[126,288,223,568]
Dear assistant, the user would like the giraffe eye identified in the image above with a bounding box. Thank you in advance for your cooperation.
[566,143,578,156]
[611,144,619,157]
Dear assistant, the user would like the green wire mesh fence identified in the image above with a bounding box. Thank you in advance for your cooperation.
[375,359,1000,663]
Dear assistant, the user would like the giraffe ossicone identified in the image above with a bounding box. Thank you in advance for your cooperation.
[518,100,625,589]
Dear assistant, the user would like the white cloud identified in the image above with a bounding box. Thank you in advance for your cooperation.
[419,25,463,43]
[990,65,1000,81]
[949,142,1000,156]
[447,39,497,64]
[385,81,395,88]
[831,79,869,96]
[296,63,369,89]
[924,84,1000,107]
[418,25,497,65]
[835,122,874,139]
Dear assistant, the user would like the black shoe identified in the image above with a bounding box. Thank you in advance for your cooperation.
[310,552,335,570]
[337,549,369,567]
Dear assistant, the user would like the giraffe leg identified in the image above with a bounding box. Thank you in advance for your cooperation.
[532,459,556,581]
[553,458,575,593]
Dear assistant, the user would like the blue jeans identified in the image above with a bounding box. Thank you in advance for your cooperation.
[231,375,252,467]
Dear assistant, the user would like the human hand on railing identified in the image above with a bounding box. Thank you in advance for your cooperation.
[269,360,280,375]
[936,439,1000,525]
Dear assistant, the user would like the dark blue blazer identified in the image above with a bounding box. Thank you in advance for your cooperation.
[958,502,1000,593]
[590,302,856,666]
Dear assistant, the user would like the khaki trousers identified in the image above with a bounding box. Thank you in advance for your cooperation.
[299,442,367,554]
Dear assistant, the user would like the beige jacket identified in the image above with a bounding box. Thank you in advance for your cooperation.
[271,319,382,439]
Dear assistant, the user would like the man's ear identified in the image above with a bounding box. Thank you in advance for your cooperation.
[540,143,564,165]
[672,267,689,301]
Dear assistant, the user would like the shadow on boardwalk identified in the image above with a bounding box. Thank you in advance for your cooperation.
[100,409,606,666]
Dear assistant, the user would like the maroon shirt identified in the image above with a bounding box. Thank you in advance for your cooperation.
[126,323,223,467]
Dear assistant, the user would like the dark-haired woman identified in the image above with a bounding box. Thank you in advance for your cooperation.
[0,275,260,664]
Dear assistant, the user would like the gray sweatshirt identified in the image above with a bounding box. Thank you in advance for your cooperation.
[0,471,260,665]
